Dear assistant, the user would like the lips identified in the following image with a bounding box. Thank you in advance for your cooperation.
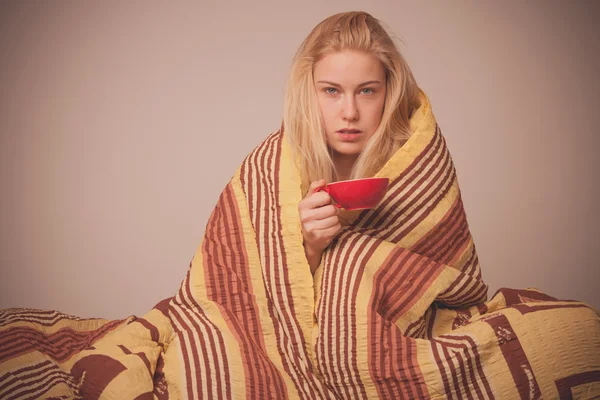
[336,128,362,142]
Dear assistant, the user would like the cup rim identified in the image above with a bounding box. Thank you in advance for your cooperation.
[327,177,389,187]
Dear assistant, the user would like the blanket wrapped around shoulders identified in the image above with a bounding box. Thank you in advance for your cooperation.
[1,91,599,399]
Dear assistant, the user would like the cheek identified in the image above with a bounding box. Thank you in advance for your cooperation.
[319,100,338,127]
[366,101,385,125]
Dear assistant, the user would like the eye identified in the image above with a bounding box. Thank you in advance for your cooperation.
[360,88,374,95]
[324,87,338,95]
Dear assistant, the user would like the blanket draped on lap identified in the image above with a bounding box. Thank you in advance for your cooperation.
[1,90,599,399]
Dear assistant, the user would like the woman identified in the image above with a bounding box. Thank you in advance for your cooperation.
[1,11,598,400]
[290,12,421,274]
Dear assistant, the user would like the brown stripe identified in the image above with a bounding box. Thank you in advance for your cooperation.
[371,126,447,235]
[160,302,191,395]
[316,235,338,387]
[0,362,57,395]
[404,314,425,337]
[433,335,493,399]
[347,235,380,399]
[388,254,445,322]
[152,298,171,319]
[440,278,487,307]
[204,193,229,399]
[267,134,319,399]
[250,132,313,398]
[134,318,160,343]
[411,194,464,257]
[492,288,559,306]
[320,231,362,397]
[217,185,263,399]
[555,370,600,400]
[513,303,591,315]
[452,349,476,400]
[183,256,228,399]
[177,272,210,399]
[331,232,369,399]
[0,311,101,327]
[388,154,456,243]
[369,247,428,399]
[169,276,202,399]
[435,214,471,265]
[356,124,442,229]
[460,247,478,278]
[431,340,456,400]
[205,183,285,398]
[483,314,541,399]
[224,184,286,398]
[117,345,152,379]
[6,369,78,400]
[0,320,122,363]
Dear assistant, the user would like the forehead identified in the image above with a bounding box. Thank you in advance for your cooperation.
[314,50,385,84]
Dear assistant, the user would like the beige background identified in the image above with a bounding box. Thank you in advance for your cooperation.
[1,1,598,319]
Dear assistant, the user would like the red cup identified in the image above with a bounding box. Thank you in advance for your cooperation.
[316,177,389,210]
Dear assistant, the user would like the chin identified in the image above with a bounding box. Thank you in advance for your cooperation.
[330,143,363,156]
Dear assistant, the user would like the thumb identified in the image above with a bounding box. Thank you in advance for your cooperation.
[308,179,327,195]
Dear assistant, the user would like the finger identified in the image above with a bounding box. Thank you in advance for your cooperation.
[310,215,340,231]
[304,204,338,221]
[301,191,332,210]
[307,179,327,196]
[321,223,342,239]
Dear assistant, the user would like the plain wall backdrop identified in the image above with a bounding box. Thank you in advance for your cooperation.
[1,1,598,319]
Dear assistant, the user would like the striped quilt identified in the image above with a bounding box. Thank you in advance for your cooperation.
[1,91,599,399]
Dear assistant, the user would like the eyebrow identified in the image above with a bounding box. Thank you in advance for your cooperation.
[316,80,382,88]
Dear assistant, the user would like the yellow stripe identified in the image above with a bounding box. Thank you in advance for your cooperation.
[398,178,460,249]
[278,134,314,346]
[188,232,245,399]
[376,89,437,182]
[161,335,185,400]
[354,240,398,399]
[231,171,300,399]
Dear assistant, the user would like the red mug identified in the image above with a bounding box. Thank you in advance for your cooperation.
[316,177,389,210]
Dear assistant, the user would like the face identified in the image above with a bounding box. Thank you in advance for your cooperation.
[314,50,386,160]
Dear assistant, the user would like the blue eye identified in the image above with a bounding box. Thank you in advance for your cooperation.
[324,87,338,95]
[361,88,374,95]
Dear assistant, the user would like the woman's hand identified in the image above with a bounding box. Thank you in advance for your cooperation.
[299,179,342,274]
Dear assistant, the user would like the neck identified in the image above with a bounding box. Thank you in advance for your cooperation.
[332,152,357,182]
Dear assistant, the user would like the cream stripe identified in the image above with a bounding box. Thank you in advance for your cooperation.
[341,234,374,398]
[326,231,365,397]
[320,229,356,391]
[438,335,479,400]
[438,333,495,400]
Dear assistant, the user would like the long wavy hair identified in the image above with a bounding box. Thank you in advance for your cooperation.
[283,11,421,193]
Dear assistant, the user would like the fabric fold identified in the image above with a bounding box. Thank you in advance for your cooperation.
[1,89,599,399]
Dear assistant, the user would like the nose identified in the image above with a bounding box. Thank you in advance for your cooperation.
[341,96,359,122]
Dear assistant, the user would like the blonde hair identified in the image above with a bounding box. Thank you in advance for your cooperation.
[283,11,421,193]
